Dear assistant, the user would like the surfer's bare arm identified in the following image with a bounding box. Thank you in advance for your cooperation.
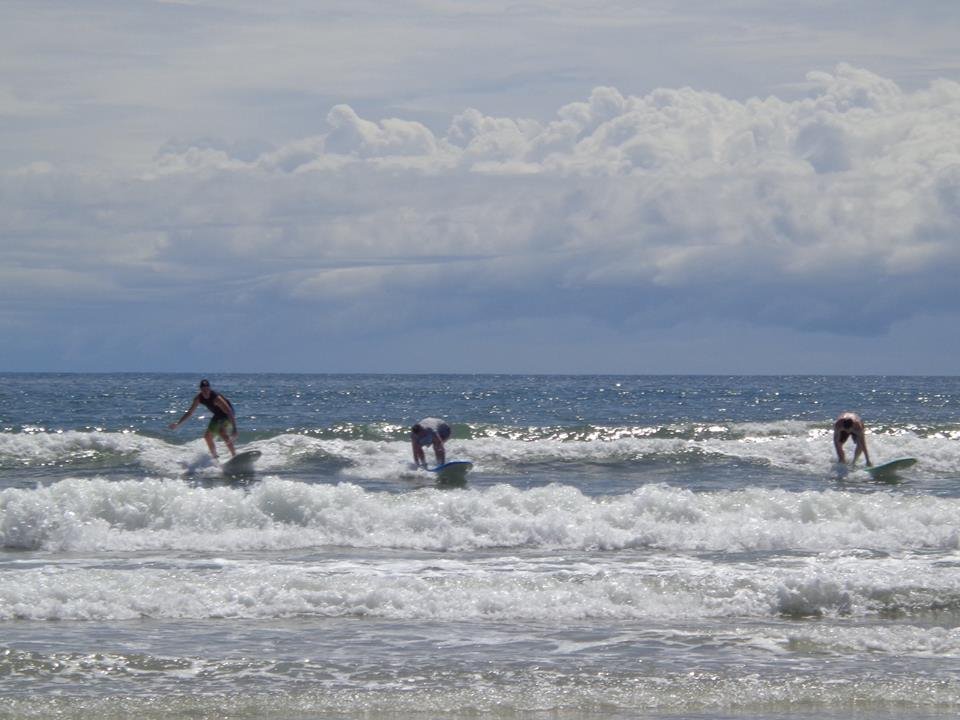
[169,396,200,429]
[412,437,426,466]
[833,428,847,463]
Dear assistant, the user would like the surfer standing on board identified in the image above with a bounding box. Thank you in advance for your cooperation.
[833,411,871,467]
[411,417,451,468]
[169,379,238,460]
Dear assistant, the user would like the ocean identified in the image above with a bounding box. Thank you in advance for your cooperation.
[1,373,959,719]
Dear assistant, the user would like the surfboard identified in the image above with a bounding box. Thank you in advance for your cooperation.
[221,450,261,477]
[428,460,473,484]
[864,457,916,482]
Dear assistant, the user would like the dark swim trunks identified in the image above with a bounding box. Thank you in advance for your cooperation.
[207,417,234,436]
[415,418,451,446]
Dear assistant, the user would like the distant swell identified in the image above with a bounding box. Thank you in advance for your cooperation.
[2,425,959,478]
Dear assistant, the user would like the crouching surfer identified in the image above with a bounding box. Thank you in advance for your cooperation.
[411,417,451,468]
[833,411,871,467]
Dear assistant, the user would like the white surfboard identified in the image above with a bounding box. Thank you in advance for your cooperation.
[221,450,261,477]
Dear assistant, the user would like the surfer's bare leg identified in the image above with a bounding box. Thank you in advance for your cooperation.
[204,431,219,460]
[855,437,871,467]
[220,427,236,457]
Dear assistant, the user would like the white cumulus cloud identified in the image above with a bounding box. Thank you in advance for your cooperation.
[3,65,960,371]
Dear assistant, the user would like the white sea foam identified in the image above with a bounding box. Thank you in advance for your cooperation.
[1,540,959,624]
[773,623,960,658]
[0,430,154,464]
[2,477,959,556]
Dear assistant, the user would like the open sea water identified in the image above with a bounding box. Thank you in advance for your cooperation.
[1,373,959,719]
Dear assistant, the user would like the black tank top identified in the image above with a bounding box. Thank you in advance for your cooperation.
[198,390,232,420]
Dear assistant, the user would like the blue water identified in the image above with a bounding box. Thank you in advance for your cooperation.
[2,374,960,718]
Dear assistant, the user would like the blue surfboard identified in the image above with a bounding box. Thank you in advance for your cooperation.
[427,460,473,484]
[864,457,916,482]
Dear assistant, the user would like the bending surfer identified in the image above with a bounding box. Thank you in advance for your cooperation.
[169,379,238,460]
[411,417,451,468]
[833,411,871,467]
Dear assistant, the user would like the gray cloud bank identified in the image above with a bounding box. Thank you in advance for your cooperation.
[3,65,960,372]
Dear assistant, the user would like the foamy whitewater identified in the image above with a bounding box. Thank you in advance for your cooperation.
[2,374,959,719]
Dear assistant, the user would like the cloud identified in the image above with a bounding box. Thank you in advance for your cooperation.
[0,87,60,118]
[324,105,441,158]
[3,65,960,371]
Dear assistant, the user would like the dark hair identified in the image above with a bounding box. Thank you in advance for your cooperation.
[841,418,854,429]
[411,424,423,434]
[200,379,210,388]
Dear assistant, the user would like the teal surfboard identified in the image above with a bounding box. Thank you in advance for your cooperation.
[864,457,916,482]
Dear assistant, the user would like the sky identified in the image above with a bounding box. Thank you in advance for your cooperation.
[2,0,960,374]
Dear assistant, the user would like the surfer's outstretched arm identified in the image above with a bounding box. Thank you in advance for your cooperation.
[169,396,200,430]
